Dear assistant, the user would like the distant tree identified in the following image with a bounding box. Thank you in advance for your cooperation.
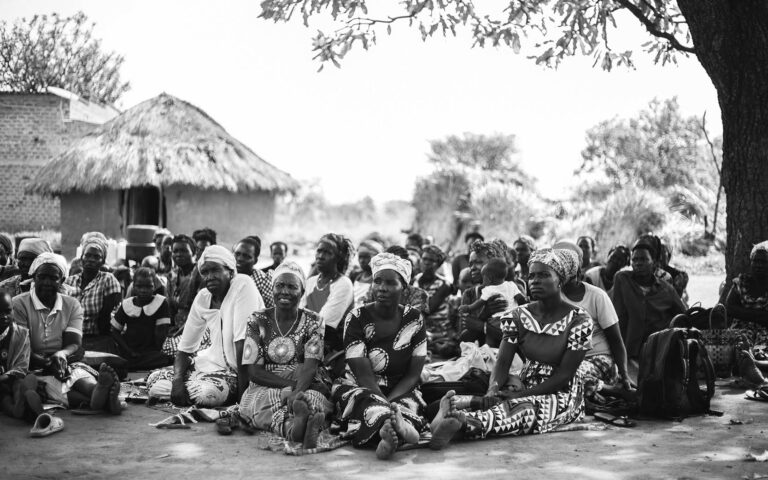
[0,12,129,104]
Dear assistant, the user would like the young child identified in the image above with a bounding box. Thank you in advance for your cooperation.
[110,268,172,370]
[459,259,526,317]
[0,292,42,423]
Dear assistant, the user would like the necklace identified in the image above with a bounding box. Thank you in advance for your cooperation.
[316,272,338,291]
[274,309,300,337]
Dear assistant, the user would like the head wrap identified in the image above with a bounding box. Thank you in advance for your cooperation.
[272,261,306,289]
[371,252,412,285]
[17,237,52,257]
[553,240,583,267]
[80,232,109,258]
[514,235,537,252]
[751,241,768,260]
[358,239,384,256]
[29,252,69,278]
[421,245,446,265]
[197,245,236,272]
[0,234,13,258]
[470,241,505,260]
[529,248,579,283]
[319,233,355,274]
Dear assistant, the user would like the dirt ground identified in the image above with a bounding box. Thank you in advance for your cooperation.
[1,377,768,480]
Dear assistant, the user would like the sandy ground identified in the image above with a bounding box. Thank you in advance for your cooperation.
[2,378,768,480]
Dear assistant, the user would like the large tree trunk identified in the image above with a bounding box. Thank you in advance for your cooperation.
[677,0,768,283]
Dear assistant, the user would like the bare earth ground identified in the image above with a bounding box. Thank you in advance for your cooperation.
[3,274,757,480]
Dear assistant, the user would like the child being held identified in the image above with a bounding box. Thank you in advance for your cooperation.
[110,267,172,370]
[459,258,526,317]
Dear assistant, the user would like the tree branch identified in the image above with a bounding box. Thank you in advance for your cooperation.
[615,0,695,53]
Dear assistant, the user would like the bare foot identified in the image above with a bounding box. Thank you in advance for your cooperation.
[302,412,325,449]
[107,380,122,415]
[391,405,419,445]
[290,393,310,443]
[430,390,456,433]
[376,417,399,460]
[90,363,116,411]
[429,400,464,451]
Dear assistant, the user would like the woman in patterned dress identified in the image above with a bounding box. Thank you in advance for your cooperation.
[727,241,768,346]
[430,248,593,448]
[332,252,428,460]
[239,261,332,448]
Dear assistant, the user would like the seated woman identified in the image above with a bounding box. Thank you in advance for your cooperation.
[660,243,690,303]
[363,246,429,314]
[147,246,264,407]
[12,253,121,413]
[350,239,383,308]
[414,245,456,357]
[0,238,53,297]
[611,240,686,365]
[64,232,122,353]
[239,261,332,447]
[726,241,768,346]
[332,253,427,460]
[584,244,630,292]
[302,233,355,353]
[111,268,172,370]
[555,242,633,398]
[0,292,42,422]
[430,249,593,448]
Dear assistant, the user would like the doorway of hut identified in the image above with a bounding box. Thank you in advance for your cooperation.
[121,186,166,230]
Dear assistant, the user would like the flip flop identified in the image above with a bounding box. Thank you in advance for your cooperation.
[593,412,637,428]
[30,413,64,437]
[745,388,768,402]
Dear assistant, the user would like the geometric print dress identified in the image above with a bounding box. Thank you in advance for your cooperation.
[332,304,428,447]
[462,305,593,438]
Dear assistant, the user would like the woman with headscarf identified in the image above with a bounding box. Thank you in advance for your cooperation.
[64,232,122,352]
[584,244,630,292]
[0,238,53,297]
[0,233,18,282]
[414,245,455,357]
[13,253,122,412]
[362,245,430,314]
[332,253,428,460]
[554,241,633,400]
[458,241,512,347]
[302,233,355,353]
[429,249,593,449]
[610,239,686,364]
[238,261,332,447]
[147,246,264,407]
[726,241,768,347]
[350,239,384,308]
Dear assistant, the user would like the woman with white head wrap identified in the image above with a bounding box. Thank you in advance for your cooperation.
[147,245,264,408]
[239,260,333,446]
[13,252,123,413]
[332,252,427,460]
[0,238,54,297]
[430,247,594,449]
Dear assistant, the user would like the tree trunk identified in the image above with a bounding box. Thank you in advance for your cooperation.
[677,0,768,283]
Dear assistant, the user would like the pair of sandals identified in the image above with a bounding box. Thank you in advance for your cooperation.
[29,413,64,437]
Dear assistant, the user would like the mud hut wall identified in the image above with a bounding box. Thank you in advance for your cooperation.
[164,187,277,248]
[60,190,122,259]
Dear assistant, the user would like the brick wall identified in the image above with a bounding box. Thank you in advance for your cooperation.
[0,94,101,231]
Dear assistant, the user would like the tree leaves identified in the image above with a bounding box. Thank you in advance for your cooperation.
[0,11,129,104]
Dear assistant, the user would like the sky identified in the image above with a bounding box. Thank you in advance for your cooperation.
[1,0,722,204]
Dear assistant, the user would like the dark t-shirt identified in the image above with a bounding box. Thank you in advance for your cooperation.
[112,295,171,351]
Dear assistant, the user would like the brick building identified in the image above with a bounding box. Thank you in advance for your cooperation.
[0,88,118,232]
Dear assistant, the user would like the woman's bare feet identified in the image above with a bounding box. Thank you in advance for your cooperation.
[391,404,419,445]
[290,393,310,443]
[303,412,325,449]
[376,417,399,460]
[90,363,117,411]
[429,391,464,451]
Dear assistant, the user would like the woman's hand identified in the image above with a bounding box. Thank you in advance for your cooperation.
[170,377,191,406]
[619,373,636,391]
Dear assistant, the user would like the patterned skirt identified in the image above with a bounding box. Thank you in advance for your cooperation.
[577,354,619,398]
[239,364,332,436]
[731,320,768,348]
[463,360,585,438]
[162,327,212,358]
[332,382,427,447]
[146,365,237,407]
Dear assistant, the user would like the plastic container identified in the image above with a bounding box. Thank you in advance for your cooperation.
[126,225,158,244]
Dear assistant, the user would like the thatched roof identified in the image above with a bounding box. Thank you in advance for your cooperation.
[28,93,299,195]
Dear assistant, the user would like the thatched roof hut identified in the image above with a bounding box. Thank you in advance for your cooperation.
[28,93,299,257]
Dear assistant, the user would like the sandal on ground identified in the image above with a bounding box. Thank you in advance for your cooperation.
[745,387,768,402]
[30,413,64,437]
[593,412,637,428]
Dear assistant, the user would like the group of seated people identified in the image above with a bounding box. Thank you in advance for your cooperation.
[1,227,767,459]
